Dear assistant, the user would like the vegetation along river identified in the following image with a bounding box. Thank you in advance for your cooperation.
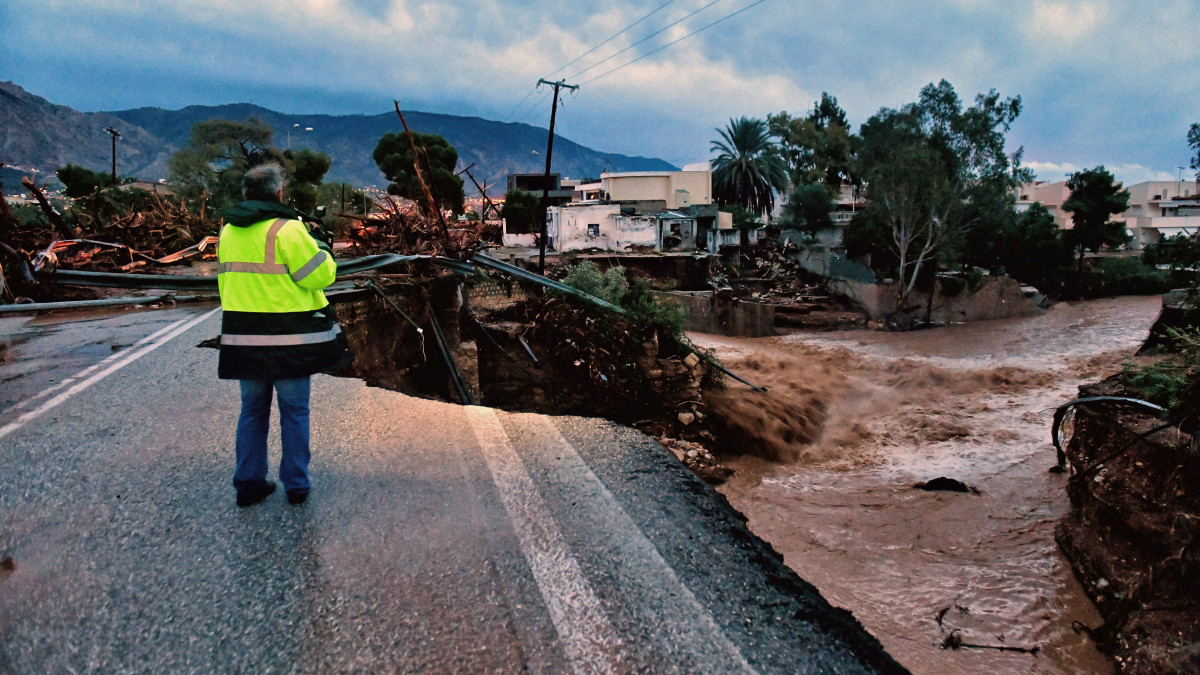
[697,295,1164,675]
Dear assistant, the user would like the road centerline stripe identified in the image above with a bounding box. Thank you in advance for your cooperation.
[465,405,625,674]
[0,307,218,442]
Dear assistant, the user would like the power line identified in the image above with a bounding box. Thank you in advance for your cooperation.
[503,1,675,123]
[549,0,677,78]
[567,0,726,81]
[513,89,553,126]
[581,0,769,86]
[502,86,540,123]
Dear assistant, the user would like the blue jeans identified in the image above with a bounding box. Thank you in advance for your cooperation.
[233,377,311,494]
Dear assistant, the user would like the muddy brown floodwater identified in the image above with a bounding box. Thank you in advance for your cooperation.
[697,295,1164,675]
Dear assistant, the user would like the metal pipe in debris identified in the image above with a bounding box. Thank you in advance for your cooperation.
[0,293,218,314]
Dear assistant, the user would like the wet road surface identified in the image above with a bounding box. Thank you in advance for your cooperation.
[0,306,904,673]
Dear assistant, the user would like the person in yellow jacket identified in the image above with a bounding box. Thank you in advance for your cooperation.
[218,164,350,507]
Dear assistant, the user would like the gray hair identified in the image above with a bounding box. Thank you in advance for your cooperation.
[243,164,286,201]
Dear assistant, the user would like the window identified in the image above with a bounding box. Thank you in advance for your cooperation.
[587,223,599,237]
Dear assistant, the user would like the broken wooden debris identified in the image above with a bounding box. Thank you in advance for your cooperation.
[940,630,1040,655]
[21,177,74,239]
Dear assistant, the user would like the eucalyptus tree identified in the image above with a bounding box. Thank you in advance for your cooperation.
[847,80,1030,317]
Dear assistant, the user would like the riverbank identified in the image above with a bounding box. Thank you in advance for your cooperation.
[1056,377,1200,673]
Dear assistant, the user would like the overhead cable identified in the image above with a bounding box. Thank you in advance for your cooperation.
[582,0,769,86]
[550,0,677,78]
[567,0,726,81]
[503,0,675,123]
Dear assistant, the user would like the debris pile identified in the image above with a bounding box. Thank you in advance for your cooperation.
[343,196,488,259]
[11,178,215,269]
[719,239,868,330]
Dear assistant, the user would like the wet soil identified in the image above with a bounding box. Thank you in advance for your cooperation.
[698,296,1165,675]
[1057,378,1200,673]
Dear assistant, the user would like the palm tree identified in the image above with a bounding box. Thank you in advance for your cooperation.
[710,116,788,215]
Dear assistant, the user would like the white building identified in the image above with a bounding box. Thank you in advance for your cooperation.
[541,202,707,253]
[1014,179,1200,250]
[1114,181,1200,248]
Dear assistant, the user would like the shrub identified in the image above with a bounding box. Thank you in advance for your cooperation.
[1122,328,1200,431]
[560,261,628,305]
[1061,258,1170,299]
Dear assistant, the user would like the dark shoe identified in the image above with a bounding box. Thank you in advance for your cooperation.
[286,490,308,505]
[236,481,276,507]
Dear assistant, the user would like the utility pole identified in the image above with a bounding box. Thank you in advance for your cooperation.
[537,78,578,274]
[104,127,121,184]
[458,163,502,221]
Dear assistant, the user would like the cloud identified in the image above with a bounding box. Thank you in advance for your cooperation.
[4,0,1197,177]
[1024,161,1179,185]
[1028,1,1102,43]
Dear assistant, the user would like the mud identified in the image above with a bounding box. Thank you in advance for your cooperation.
[1057,378,1200,673]
[700,296,1165,675]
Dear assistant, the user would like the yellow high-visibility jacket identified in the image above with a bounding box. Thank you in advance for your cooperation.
[217,211,347,380]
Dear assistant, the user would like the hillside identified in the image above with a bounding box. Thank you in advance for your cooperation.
[0,81,676,194]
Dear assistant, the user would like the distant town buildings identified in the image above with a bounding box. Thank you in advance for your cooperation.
[1015,179,1200,250]
[503,163,738,254]
[495,165,1200,258]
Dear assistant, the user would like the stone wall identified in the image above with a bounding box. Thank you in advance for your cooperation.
[654,291,776,337]
[828,276,1043,323]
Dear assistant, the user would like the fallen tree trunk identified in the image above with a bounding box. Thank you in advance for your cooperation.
[21,177,75,239]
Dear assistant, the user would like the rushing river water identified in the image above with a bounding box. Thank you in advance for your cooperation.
[697,295,1165,675]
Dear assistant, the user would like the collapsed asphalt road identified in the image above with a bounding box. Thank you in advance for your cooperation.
[0,306,905,673]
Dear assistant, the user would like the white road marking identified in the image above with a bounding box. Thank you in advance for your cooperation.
[465,405,625,675]
[526,417,758,674]
[0,307,219,442]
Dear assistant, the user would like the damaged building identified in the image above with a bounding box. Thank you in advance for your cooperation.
[502,163,745,254]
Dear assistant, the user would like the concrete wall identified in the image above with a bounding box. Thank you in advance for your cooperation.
[828,275,1042,323]
[545,203,659,252]
[654,291,776,338]
[601,168,713,210]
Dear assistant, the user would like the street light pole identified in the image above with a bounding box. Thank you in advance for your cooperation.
[104,127,120,183]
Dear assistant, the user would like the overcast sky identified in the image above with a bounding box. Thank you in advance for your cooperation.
[3,0,1198,184]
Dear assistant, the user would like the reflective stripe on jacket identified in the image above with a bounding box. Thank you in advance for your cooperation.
[217,217,345,380]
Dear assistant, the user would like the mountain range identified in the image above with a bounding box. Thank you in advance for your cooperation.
[0,81,676,195]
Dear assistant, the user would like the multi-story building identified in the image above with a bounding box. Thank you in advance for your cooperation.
[1013,181,1073,230]
[508,163,734,253]
[1115,181,1200,248]
[1014,179,1200,250]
